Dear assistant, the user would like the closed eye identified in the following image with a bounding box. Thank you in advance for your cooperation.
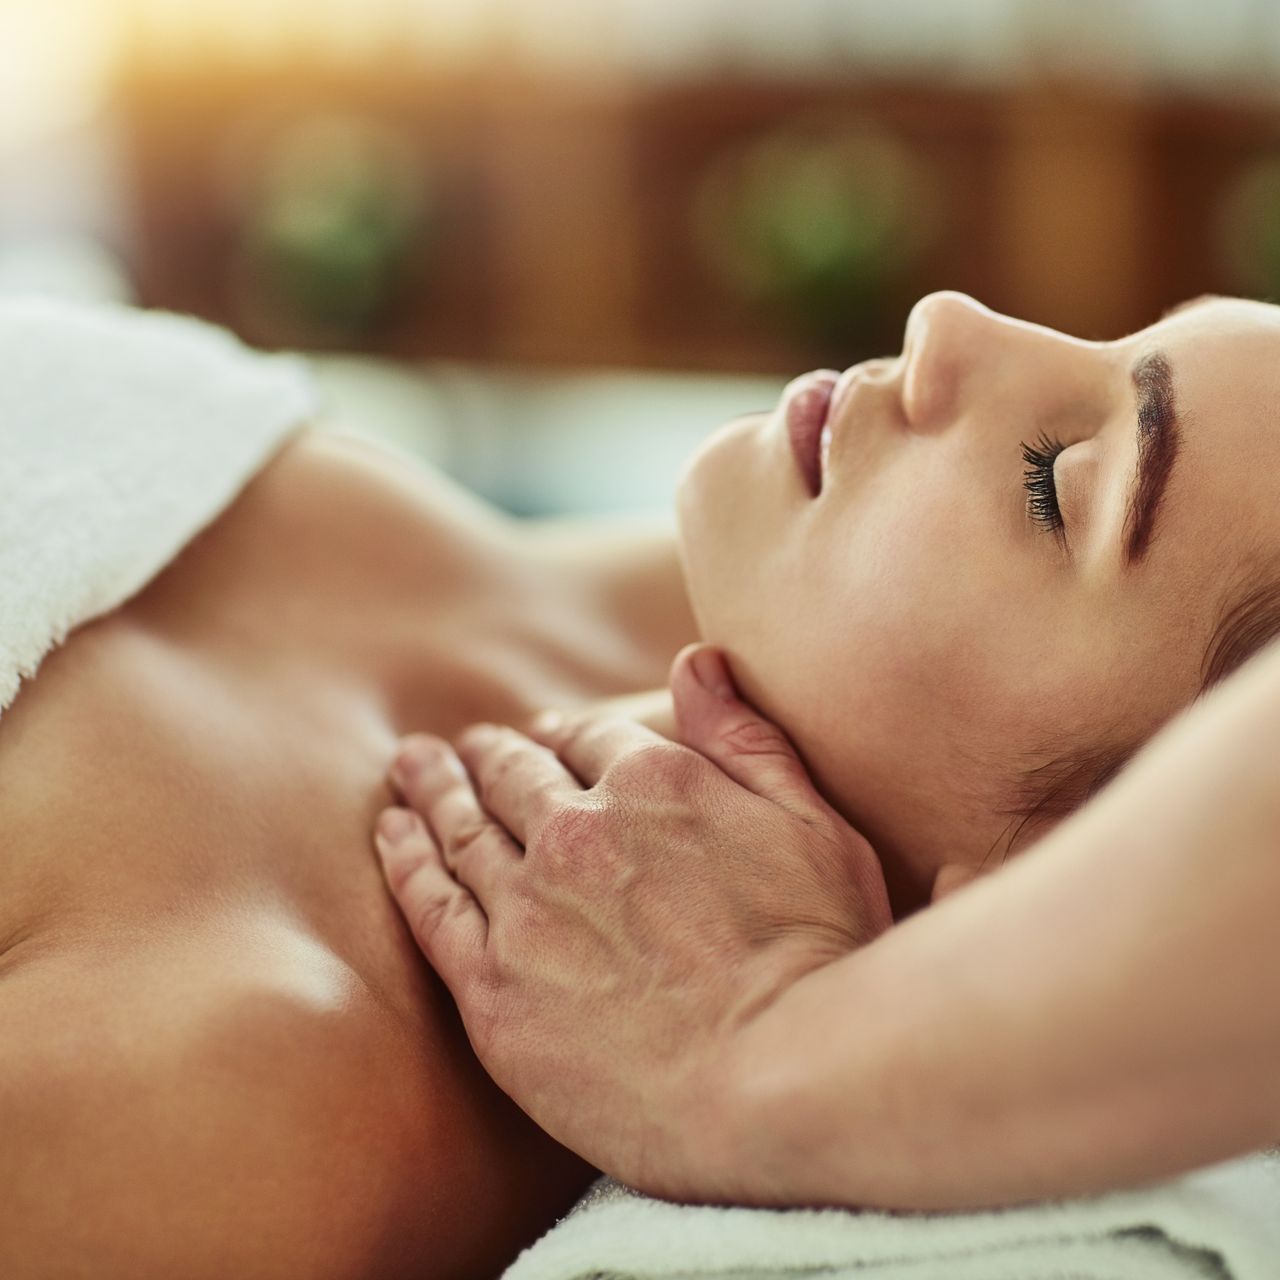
[1020,431,1067,535]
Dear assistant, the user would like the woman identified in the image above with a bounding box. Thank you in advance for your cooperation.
[2,289,1278,1277]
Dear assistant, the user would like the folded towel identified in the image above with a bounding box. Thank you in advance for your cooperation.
[0,296,316,717]
[503,1153,1280,1280]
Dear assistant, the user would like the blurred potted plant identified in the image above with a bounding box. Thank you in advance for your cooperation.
[232,113,433,344]
[691,118,939,355]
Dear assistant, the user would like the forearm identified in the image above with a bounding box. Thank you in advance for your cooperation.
[723,646,1280,1210]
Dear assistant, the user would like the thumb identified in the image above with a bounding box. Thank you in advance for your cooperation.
[671,644,830,821]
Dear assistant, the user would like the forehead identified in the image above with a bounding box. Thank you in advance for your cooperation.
[1138,298,1280,442]
[1150,297,1280,449]
[1143,296,1280,582]
[1149,294,1280,366]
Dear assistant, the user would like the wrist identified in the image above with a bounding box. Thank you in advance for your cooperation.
[715,946,916,1210]
[697,962,861,1208]
[633,1030,755,1204]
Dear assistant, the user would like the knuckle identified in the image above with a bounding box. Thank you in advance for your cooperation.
[488,904,538,978]
[822,824,877,873]
[410,885,464,944]
[535,798,607,868]
[475,737,563,825]
[608,740,699,793]
[444,817,491,862]
[527,798,611,880]
[461,972,506,1059]
[468,957,506,1013]
[525,774,567,826]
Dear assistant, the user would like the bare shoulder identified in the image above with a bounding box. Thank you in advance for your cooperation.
[257,427,516,549]
[0,932,404,1279]
[0,917,586,1280]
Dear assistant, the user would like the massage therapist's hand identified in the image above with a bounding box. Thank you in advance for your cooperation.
[374,644,892,1200]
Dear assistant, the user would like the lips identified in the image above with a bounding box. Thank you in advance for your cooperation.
[784,370,839,497]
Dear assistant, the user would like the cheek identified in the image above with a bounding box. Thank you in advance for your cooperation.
[717,473,1041,824]
[733,472,977,711]
[679,425,1083,821]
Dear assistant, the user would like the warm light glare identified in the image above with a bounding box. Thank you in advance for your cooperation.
[118,0,496,64]
[0,0,503,155]
[3,0,1280,159]
[0,2,118,154]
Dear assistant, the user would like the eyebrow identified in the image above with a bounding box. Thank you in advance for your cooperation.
[1122,350,1181,567]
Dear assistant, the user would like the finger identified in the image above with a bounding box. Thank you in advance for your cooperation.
[526,710,666,787]
[670,644,831,823]
[452,723,583,845]
[374,806,488,988]
[391,736,520,898]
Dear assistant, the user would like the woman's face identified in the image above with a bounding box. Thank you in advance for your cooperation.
[677,292,1280,913]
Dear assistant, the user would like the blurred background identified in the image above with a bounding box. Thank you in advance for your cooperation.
[5,0,1280,514]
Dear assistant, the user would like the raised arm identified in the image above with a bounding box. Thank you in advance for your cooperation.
[375,640,1280,1210]
[732,637,1280,1208]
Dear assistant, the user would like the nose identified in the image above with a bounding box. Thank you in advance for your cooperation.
[899,291,999,431]
[899,291,1101,434]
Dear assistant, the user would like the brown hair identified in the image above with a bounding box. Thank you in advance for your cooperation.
[996,563,1280,860]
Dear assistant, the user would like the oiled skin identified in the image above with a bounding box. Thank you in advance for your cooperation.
[0,431,694,1279]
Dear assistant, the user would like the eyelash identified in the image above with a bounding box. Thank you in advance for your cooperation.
[1020,431,1067,534]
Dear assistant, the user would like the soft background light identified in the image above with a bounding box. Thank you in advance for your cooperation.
[4,1,1280,514]
[0,3,118,155]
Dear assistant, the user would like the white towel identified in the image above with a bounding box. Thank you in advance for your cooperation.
[0,296,316,717]
[503,1154,1280,1280]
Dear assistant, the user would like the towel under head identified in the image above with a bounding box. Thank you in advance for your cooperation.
[0,296,316,718]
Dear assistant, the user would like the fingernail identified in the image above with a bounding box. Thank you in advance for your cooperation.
[691,648,734,700]
[378,808,415,844]
[392,735,452,787]
[530,709,564,737]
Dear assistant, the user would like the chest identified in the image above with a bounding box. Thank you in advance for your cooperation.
[0,433,618,1274]
[2,433,554,951]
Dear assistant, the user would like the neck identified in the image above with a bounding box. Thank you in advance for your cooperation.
[518,514,698,693]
